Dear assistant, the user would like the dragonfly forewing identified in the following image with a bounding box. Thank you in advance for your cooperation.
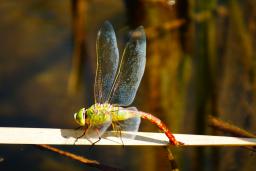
[108,26,146,106]
[94,21,119,103]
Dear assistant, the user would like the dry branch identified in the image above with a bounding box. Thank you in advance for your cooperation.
[36,144,122,171]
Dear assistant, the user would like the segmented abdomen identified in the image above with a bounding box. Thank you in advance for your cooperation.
[137,111,182,146]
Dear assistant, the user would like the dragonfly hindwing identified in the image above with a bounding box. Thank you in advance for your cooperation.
[113,107,141,139]
[108,26,146,106]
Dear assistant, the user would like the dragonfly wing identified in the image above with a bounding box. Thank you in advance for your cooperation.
[117,107,141,139]
[94,21,119,103]
[85,121,112,139]
[108,26,146,106]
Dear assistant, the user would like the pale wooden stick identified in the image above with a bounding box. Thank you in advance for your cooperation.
[0,127,255,146]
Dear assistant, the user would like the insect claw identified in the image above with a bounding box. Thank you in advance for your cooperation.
[177,141,185,146]
[75,126,82,130]
[170,140,184,146]
[90,137,102,149]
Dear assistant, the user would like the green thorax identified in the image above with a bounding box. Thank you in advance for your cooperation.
[84,103,113,125]
[74,103,138,127]
[86,103,135,125]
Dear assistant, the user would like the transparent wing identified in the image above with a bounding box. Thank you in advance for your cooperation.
[116,107,141,139]
[85,121,112,139]
[94,21,119,103]
[108,26,146,106]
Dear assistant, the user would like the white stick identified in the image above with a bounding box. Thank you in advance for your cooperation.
[0,127,255,146]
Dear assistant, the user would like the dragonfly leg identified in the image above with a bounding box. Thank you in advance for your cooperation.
[90,128,102,148]
[91,137,101,146]
[74,129,87,144]
[89,136,101,151]
[74,126,83,130]
[74,125,92,144]
[112,122,124,148]
[77,131,86,139]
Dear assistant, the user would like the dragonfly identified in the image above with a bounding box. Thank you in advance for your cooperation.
[74,21,182,146]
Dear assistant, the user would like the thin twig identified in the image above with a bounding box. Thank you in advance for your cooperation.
[165,146,179,171]
[143,0,176,9]
[68,0,87,95]
[144,5,228,39]
[36,144,122,171]
[208,115,256,151]
[145,19,186,39]
[208,115,256,138]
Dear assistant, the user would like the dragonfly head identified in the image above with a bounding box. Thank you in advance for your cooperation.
[74,108,87,126]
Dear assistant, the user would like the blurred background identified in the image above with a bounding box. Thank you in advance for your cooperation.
[0,0,256,171]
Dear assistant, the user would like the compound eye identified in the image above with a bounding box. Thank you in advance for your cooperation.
[83,109,87,120]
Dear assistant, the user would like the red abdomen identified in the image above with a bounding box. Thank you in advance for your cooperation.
[138,111,183,146]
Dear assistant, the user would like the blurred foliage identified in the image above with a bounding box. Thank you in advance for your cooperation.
[0,0,256,171]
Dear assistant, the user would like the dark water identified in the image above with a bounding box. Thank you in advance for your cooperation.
[1,1,256,171]
[0,1,154,171]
